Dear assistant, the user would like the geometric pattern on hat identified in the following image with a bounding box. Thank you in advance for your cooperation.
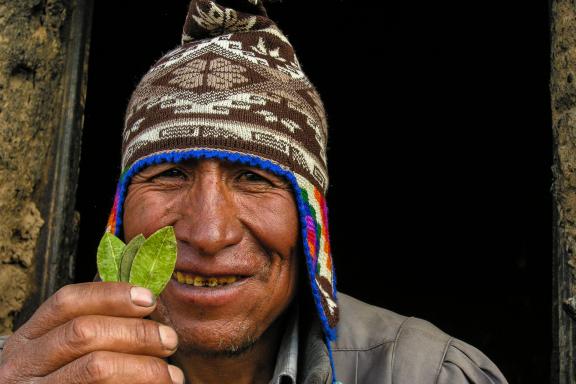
[122,36,330,195]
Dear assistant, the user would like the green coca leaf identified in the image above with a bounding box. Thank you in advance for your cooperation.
[129,226,177,296]
[119,234,146,282]
[96,232,126,282]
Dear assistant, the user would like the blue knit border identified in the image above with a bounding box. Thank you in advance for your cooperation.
[111,149,338,382]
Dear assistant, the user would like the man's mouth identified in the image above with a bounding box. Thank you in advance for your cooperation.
[167,269,253,306]
[173,271,243,287]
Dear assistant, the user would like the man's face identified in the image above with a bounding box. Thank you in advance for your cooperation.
[122,157,300,356]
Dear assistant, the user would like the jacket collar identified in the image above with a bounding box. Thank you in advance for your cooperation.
[270,304,299,383]
[298,312,333,384]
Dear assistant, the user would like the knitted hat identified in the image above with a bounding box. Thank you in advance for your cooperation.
[103,0,339,379]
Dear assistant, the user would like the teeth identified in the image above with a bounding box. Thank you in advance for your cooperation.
[174,272,239,287]
[221,276,237,284]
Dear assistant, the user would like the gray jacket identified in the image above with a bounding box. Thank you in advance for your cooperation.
[300,292,508,384]
[0,291,508,384]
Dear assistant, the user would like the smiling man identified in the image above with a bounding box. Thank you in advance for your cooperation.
[123,158,302,382]
[0,0,510,383]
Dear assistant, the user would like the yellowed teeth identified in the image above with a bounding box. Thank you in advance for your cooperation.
[174,271,239,286]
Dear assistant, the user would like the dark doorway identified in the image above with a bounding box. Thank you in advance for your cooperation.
[76,1,551,382]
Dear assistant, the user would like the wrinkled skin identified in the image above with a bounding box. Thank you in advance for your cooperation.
[0,157,300,384]
[0,282,185,384]
[122,157,301,382]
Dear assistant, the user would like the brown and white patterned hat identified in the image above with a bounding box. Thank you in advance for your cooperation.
[104,0,339,377]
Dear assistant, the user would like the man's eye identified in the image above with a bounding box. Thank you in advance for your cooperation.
[156,168,186,179]
[239,171,269,183]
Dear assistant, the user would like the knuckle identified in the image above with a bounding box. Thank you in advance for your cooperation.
[66,317,97,349]
[51,284,76,313]
[82,351,112,381]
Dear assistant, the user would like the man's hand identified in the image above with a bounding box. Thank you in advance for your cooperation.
[0,282,185,384]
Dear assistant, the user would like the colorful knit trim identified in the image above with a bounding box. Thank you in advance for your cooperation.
[104,148,339,381]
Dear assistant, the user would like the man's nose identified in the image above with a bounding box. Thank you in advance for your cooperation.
[176,171,243,256]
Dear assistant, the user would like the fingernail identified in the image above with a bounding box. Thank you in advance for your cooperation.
[168,364,185,384]
[130,286,155,307]
[159,325,178,350]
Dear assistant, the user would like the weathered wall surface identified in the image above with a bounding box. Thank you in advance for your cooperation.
[0,0,69,334]
[552,0,576,382]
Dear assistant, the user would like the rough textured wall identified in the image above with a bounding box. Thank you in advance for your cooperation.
[0,0,69,334]
[552,0,576,382]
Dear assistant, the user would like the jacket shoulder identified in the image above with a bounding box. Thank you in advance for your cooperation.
[332,291,408,350]
[333,291,452,353]
[438,337,509,384]
[331,292,509,384]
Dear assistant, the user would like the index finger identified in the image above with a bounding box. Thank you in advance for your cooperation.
[15,282,157,340]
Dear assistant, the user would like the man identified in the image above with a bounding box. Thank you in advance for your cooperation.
[0,0,509,383]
